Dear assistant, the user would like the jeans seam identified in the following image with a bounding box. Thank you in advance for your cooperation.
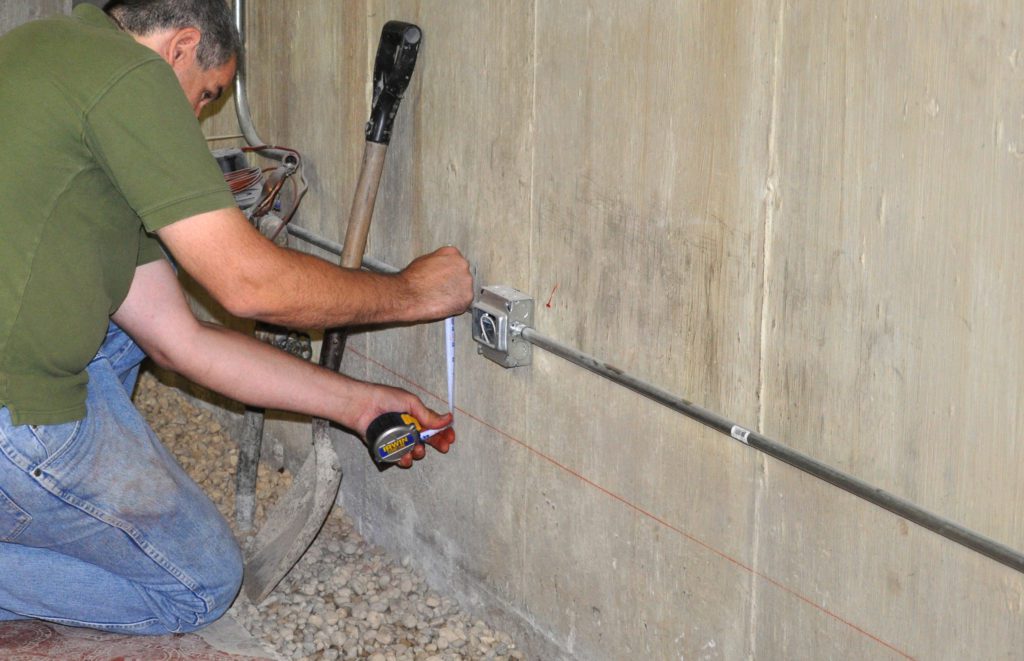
[29,420,83,469]
[10,458,217,622]
[12,611,162,632]
[0,487,31,542]
[0,432,32,473]
[43,482,215,614]
[0,438,212,631]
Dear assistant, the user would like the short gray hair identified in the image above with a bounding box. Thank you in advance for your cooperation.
[104,0,241,70]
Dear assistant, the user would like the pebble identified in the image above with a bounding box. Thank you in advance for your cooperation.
[137,372,521,661]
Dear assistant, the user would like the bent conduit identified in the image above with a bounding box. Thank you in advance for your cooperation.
[232,0,296,164]
[285,223,1024,576]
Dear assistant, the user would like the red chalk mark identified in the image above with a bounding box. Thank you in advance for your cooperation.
[545,283,560,308]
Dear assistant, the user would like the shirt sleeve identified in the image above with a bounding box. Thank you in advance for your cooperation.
[82,59,236,233]
[137,229,167,266]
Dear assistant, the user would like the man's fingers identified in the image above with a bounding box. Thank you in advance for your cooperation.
[413,408,451,430]
[423,427,454,453]
[394,427,453,469]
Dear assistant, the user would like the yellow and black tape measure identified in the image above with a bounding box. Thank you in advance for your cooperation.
[365,412,422,470]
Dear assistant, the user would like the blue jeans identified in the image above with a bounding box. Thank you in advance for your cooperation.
[0,323,242,634]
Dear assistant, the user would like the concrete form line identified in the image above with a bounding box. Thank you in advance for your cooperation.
[752,0,787,655]
[348,347,916,660]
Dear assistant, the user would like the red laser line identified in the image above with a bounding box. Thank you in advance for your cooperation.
[349,347,916,660]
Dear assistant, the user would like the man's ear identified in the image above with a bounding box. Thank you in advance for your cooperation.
[167,26,201,68]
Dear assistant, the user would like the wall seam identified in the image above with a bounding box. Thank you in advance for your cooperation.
[521,0,539,633]
[529,0,538,296]
[749,1,786,658]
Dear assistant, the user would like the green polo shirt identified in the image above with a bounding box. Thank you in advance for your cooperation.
[0,5,236,425]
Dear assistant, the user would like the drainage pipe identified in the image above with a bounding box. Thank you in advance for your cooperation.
[284,223,1024,575]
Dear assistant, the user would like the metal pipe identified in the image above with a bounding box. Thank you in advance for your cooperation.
[232,0,263,147]
[284,223,1023,573]
[286,224,398,274]
[232,0,298,164]
[518,326,1024,574]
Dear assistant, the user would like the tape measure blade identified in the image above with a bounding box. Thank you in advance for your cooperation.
[445,316,455,416]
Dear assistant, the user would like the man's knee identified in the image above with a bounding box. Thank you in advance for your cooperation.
[200,536,244,625]
[165,537,243,634]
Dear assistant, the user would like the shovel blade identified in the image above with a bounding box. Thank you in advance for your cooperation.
[242,419,341,603]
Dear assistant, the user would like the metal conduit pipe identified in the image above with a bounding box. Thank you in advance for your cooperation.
[285,224,1024,575]
[518,326,1024,575]
[286,225,397,274]
[232,0,298,165]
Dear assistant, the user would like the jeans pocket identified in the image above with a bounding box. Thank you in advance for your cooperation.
[27,419,82,466]
[0,487,30,542]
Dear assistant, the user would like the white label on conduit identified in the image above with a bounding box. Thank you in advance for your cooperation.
[730,425,751,445]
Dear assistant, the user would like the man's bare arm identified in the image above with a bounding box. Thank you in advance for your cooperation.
[112,259,454,463]
[156,207,472,328]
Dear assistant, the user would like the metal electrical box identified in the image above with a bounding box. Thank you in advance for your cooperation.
[471,286,533,368]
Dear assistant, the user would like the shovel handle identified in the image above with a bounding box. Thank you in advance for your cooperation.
[319,141,387,371]
[320,22,422,368]
[367,21,422,144]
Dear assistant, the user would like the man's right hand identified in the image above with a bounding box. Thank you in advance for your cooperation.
[398,246,474,322]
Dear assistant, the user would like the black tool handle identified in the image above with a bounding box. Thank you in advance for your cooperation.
[319,328,349,372]
[366,21,422,144]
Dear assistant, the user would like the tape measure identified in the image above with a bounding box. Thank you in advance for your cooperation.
[363,316,455,471]
[365,412,422,468]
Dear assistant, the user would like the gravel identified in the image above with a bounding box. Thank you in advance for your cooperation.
[135,371,522,661]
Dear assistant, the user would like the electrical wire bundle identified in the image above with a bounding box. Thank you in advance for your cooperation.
[213,145,309,241]
[224,164,263,209]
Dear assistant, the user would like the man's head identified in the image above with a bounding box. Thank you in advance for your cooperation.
[104,0,241,116]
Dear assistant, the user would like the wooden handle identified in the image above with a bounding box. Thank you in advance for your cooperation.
[340,141,388,269]
[319,141,389,372]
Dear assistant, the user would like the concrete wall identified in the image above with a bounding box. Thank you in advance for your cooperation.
[203,2,1024,659]
[0,1,68,34]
